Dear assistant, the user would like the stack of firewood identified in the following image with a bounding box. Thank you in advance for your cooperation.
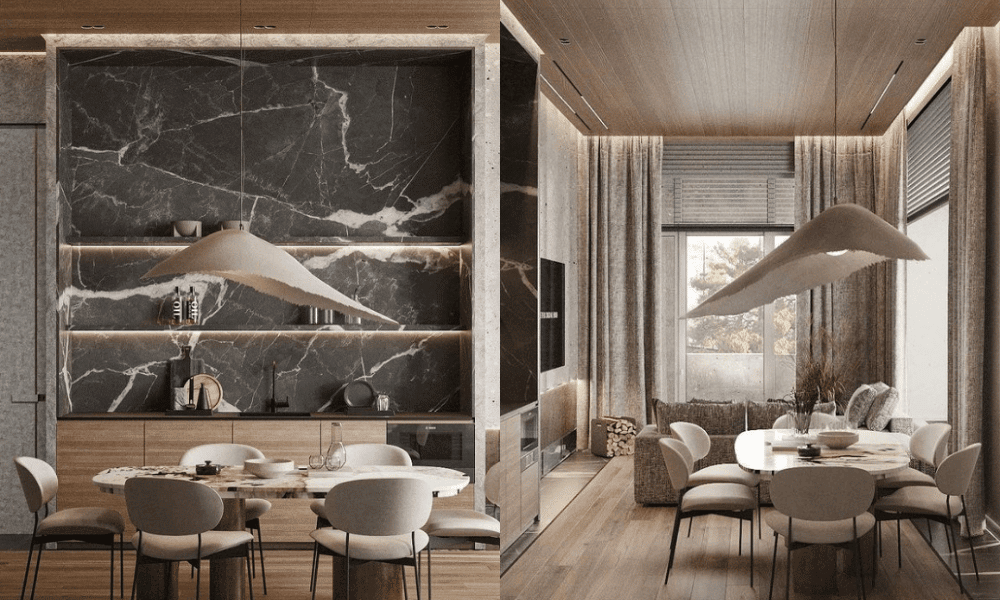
[591,416,638,458]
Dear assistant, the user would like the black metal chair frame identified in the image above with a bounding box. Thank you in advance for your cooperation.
[132,530,255,600]
[310,530,423,600]
[666,487,755,588]
[768,514,871,600]
[20,506,124,600]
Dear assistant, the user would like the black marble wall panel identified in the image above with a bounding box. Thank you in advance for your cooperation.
[58,49,471,239]
[64,247,463,330]
[63,331,463,414]
[500,26,539,415]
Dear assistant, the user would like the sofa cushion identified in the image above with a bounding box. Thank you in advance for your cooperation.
[845,385,877,428]
[746,401,789,431]
[866,386,900,432]
[655,400,745,435]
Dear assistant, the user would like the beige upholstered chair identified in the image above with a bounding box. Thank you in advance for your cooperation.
[421,464,500,599]
[125,477,255,600]
[14,456,125,600]
[309,443,413,592]
[658,438,756,587]
[877,422,951,490]
[770,411,840,430]
[311,477,432,600]
[180,443,272,594]
[766,466,875,600]
[873,443,982,596]
[669,421,761,536]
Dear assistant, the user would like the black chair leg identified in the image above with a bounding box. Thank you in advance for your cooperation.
[768,532,778,600]
[665,507,683,584]
[948,520,966,597]
[20,540,35,600]
[687,516,693,538]
[29,542,44,600]
[310,542,319,592]
[246,551,255,600]
[255,525,267,595]
[897,520,902,569]
[749,514,754,588]
[854,537,866,600]
[402,564,409,600]
[110,541,115,600]
[427,546,433,600]
[120,534,125,599]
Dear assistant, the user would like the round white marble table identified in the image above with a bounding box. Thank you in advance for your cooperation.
[735,428,911,594]
[94,464,469,600]
[734,428,911,477]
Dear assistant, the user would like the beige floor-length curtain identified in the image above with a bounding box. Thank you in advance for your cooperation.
[948,27,987,537]
[794,116,906,404]
[581,137,662,443]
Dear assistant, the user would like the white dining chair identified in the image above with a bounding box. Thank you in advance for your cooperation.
[125,476,255,600]
[310,477,432,600]
[309,443,413,592]
[14,456,126,600]
[421,463,500,599]
[771,411,840,430]
[659,438,756,587]
[669,421,761,536]
[873,443,982,596]
[766,466,875,600]
[180,443,272,594]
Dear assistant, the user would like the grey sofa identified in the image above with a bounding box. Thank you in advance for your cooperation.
[634,400,919,505]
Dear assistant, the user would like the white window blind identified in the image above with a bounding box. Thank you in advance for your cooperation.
[662,142,794,226]
[906,80,951,220]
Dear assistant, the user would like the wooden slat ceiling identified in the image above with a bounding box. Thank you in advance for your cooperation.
[506,0,1000,136]
[0,0,500,51]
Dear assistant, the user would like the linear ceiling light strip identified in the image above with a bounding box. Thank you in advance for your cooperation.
[861,60,904,131]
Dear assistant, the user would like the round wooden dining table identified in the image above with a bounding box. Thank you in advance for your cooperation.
[734,428,912,595]
[94,464,470,600]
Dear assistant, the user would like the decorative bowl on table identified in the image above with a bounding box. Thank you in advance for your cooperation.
[244,458,296,479]
[816,430,859,450]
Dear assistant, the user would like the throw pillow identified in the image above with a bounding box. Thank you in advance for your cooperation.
[845,385,877,428]
[814,401,837,415]
[866,386,900,431]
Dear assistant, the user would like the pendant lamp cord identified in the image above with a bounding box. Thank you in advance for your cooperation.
[239,0,245,231]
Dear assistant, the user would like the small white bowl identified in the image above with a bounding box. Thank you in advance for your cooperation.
[244,458,295,479]
[816,430,859,450]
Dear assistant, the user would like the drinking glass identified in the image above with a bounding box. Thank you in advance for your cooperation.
[308,454,325,470]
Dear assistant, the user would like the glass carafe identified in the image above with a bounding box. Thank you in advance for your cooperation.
[325,422,347,471]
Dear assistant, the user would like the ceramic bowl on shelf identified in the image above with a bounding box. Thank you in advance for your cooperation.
[816,430,859,450]
[243,458,295,479]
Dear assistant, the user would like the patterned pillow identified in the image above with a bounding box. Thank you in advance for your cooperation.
[845,385,876,428]
[866,386,900,431]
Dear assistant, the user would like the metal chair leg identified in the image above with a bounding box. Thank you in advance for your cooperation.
[20,539,35,600]
[427,546,433,600]
[246,552,255,600]
[29,542,44,600]
[768,532,778,600]
[665,506,683,584]
[254,524,267,594]
[897,520,902,569]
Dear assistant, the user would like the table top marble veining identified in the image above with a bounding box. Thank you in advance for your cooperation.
[735,429,911,477]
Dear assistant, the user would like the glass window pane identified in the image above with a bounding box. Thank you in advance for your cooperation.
[771,235,796,397]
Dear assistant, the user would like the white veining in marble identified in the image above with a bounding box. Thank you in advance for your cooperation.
[735,429,911,477]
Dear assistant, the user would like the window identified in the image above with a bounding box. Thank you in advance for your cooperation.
[662,142,796,403]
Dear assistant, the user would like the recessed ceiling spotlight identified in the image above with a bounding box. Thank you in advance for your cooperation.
[559,38,571,45]
[253,25,276,30]
[425,24,449,29]
[81,25,106,30]
[915,38,927,45]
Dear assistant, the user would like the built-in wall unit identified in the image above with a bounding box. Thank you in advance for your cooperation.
[0,29,499,542]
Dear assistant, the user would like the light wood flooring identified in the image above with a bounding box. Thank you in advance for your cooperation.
[502,455,977,600]
[0,548,498,599]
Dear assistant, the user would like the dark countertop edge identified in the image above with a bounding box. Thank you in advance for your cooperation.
[59,412,473,422]
[500,402,538,419]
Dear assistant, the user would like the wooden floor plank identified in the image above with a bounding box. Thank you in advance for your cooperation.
[503,455,971,600]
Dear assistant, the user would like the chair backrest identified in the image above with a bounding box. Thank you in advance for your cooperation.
[345,443,412,467]
[669,422,711,462]
[658,437,694,492]
[934,443,981,497]
[909,422,951,467]
[770,466,874,522]
[125,477,223,536]
[772,412,839,430]
[179,443,266,467]
[324,477,432,537]
[484,463,500,507]
[13,457,59,514]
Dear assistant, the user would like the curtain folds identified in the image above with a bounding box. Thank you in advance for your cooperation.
[583,136,662,438]
[793,119,905,402]
[948,27,987,537]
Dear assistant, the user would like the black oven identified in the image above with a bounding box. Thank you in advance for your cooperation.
[386,420,475,481]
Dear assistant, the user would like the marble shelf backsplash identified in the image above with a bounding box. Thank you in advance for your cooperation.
[57,48,472,239]
[62,246,466,330]
[61,330,464,415]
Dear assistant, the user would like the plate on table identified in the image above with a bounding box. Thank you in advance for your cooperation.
[183,374,222,409]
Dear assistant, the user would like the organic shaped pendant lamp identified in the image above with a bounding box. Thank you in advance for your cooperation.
[685,203,929,319]
[142,230,398,325]
[141,0,397,327]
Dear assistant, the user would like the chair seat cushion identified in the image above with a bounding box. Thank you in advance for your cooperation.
[310,499,325,517]
[876,467,936,489]
[873,487,962,518]
[689,464,760,488]
[311,527,429,561]
[131,530,253,561]
[765,510,875,545]
[422,509,500,539]
[681,483,755,513]
[37,507,125,537]
[244,498,272,522]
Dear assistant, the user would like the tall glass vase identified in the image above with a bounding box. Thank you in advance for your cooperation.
[325,422,346,471]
